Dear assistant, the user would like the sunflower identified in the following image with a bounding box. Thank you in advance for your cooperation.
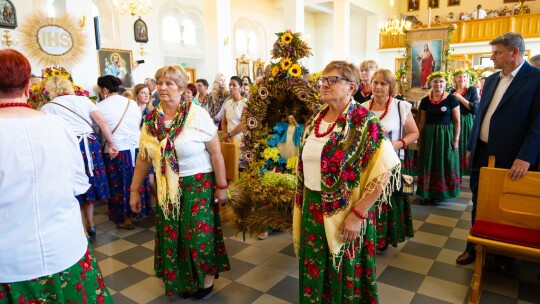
[288,64,302,77]
[281,32,293,44]
[280,58,292,70]
[271,66,280,77]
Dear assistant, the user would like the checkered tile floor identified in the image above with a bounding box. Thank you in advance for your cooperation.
[92,178,540,303]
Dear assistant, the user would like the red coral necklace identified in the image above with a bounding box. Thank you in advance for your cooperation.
[314,107,337,138]
[361,86,371,96]
[430,92,444,105]
[369,96,391,120]
[0,102,32,109]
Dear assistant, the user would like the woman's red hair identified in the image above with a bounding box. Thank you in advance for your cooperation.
[0,49,31,97]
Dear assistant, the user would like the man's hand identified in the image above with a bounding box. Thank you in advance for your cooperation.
[509,159,530,180]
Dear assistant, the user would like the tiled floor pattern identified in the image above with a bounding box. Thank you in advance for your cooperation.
[92,180,540,304]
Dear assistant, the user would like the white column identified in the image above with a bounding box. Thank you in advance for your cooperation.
[333,0,350,59]
[284,0,304,33]
[204,0,232,78]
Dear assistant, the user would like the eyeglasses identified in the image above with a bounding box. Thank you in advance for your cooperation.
[317,76,350,86]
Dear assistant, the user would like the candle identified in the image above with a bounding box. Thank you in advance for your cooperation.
[428,8,432,28]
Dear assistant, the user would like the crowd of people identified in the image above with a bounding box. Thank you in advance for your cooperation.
[1,31,539,303]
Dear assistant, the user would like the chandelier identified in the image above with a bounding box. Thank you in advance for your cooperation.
[112,0,152,16]
[379,17,411,36]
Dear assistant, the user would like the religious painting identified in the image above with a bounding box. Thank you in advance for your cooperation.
[448,0,460,6]
[253,58,265,78]
[406,27,449,90]
[236,54,250,79]
[428,0,439,9]
[0,0,17,29]
[134,17,148,43]
[408,0,419,11]
[97,48,133,88]
[395,58,406,73]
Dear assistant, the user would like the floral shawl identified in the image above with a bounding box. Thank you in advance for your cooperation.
[292,100,400,268]
[138,101,192,220]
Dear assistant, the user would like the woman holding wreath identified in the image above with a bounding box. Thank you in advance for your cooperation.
[417,72,461,204]
[362,69,419,253]
[450,69,479,177]
[293,61,400,303]
[130,65,230,299]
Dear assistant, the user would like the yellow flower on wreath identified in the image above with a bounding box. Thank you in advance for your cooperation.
[288,64,302,77]
[281,32,293,44]
[280,58,292,70]
[263,147,280,162]
[286,156,298,172]
[271,66,280,77]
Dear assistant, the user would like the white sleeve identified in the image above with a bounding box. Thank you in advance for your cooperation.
[60,122,90,195]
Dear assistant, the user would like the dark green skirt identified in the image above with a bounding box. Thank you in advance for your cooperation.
[417,124,461,200]
[154,172,230,296]
[459,113,474,176]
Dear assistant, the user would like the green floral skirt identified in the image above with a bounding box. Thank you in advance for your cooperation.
[375,191,414,249]
[0,245,112,304]
[459,113,474,177]
[298,189,378,304]
[154,172,230,296]
[417,124,461,200]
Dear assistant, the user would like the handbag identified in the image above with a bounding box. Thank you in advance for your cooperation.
[396,100,416,195]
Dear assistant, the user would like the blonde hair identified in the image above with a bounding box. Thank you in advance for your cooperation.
[211,73,229,102]
[371,69,397,97]
[322,60,360,94]
[122,91,134,100]
[155,65,188,90]
[45,75,74,100]
[359,60,378,71]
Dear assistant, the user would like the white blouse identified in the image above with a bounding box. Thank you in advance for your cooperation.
[150,104,217,177]
[0,115,90,283]
[302,120,332,191]
[41,95,98,136]
[97,95,142,152]
[222,97,247,140]
[362,98,412,144]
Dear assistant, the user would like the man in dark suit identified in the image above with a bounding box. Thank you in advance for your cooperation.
[456,32,540,266]
[145,77,159,108]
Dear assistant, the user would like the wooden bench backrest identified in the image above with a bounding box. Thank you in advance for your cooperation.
[477,158,540,230]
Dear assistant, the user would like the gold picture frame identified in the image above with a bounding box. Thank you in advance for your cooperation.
[395,58,406,73]
[97,48,133,88]
[407,27,450,90]
[253,58,265,79]
[184,67,196,83]
[236,54,250,79]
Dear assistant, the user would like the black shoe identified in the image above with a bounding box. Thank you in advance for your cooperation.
[194,284,214,299]
[377,244,389,254]
[87,226,96,238]
[182,292,195,299]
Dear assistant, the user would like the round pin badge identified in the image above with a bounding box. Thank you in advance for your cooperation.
[441,106,447,112]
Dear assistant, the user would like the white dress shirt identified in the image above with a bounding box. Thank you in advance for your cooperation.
[479,61,524,142]
[0,115,89,283]
[97,95,142,154]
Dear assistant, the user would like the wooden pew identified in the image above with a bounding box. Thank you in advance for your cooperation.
[467,156,540,303]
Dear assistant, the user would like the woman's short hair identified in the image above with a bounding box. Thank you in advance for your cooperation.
[45,76,75,99]
[371,69,397,97]
[230,76,242,86]
[186,83,197,96]
[155,65,188,89]
[97,75,123,93]
[322,60,360,94]
[133,84,149,97]
[359,60,378,71]
[0,49,32,96]
[195,78,209,88]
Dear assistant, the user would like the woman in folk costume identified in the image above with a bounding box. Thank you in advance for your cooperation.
[417,72,461,204]
[450,69,479,177]
[362,69,419,253]
[129,65,230,299]
[293,61,400,303]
